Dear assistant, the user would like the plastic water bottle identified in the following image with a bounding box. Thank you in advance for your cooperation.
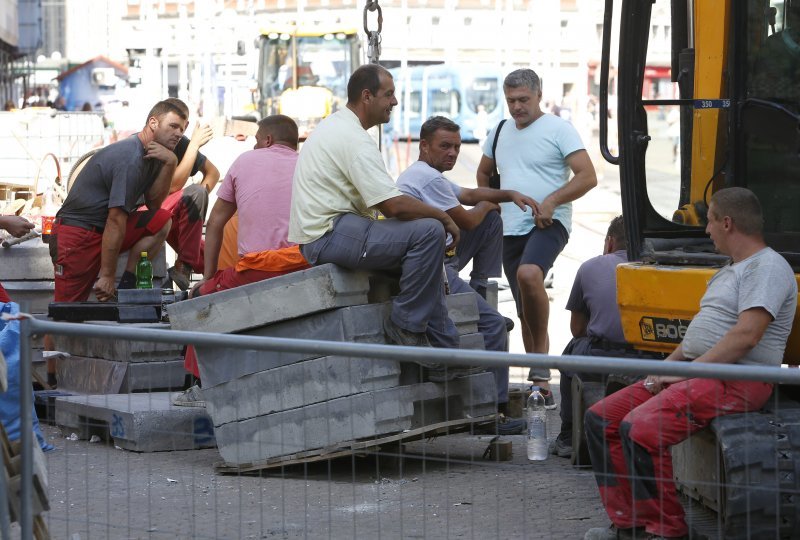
[527,386,548,461]
[135,251,153,289]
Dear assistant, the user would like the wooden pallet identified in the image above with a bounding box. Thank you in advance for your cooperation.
[215,414,499,474]
[0,424,50,539]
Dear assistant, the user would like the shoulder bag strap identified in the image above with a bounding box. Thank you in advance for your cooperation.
[491,119,507,178]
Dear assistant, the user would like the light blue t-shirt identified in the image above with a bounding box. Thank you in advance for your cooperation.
[395,160,462,211]
[483,114,584,235]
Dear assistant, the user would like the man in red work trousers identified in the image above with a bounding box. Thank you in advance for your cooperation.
[43,99,186,387]
[584,187,797,540]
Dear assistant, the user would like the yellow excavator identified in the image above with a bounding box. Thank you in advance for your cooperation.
[599,0,800,536]
[255,24,361,139]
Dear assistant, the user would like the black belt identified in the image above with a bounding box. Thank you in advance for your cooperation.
[55,218,104,234]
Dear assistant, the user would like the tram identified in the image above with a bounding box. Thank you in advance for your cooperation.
[389,64,506,141]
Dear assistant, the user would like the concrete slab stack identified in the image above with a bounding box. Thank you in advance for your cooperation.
[51,322,185,394]
[169,263,497,467]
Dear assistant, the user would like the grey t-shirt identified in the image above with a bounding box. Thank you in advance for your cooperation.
[566,250,628,343]
[57,135,161,229]
[681,247,797,366]
[396,161,462,211]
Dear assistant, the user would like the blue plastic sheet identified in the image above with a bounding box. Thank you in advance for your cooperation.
[0,303,53,452]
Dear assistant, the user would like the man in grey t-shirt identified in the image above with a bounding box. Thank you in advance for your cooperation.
[584,188,797,540]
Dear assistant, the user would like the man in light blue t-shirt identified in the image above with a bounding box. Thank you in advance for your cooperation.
[397,115,538,424]
[477,68,597,397]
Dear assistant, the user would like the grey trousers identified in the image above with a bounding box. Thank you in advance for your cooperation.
[446,211,509,403]
[300,213,459,349]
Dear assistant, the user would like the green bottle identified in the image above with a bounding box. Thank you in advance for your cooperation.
[135,251,153,289]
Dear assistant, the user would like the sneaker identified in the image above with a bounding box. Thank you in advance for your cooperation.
[168,265,191,292]
[427,365,485,383]
[541,389,557,410]
[549,437,572,458]
[584,525,645,540]
[172,384,205,407]
[503,316,515,332]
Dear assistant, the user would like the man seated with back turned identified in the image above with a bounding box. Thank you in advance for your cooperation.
[584,187,797,540]
[552,215,628,459]
[396,115,538,417]
[44,99,183,387]
[289,64,479,381]
[172,115,310,407]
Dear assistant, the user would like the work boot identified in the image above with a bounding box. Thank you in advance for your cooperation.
[549,437,572,458]
[382,318,430,348]
[168,263,192,291]
[172,384,205,407]
[584,525,646,540]
[540,388,557,410]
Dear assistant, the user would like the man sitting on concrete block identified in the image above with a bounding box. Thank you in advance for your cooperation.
[396,115,538,424]
[173,115,310,407]
[289,64,479,381]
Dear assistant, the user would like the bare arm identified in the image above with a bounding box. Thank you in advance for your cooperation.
[536,149,597,229]
[446,202,498,231]
[646,308,774,392]
[570,311,589,338]
[94,208,128,302]
[0,215,35,237]
[170,124,214,194]
[476,155,495,188]
[144,142,177,210]
[199,159,221,192]
[377,195,460,250]
[459,187,540,214]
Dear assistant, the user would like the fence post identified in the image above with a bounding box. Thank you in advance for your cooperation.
[18,310,33,540]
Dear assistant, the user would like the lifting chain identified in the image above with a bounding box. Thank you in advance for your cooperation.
[363,0,383,64]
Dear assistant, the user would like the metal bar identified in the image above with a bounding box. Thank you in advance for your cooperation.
[28,318,800,385]
[18,314,33,540]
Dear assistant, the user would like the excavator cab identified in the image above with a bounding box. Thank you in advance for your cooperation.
[599,1,800,536]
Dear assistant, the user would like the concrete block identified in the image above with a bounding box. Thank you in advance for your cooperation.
[203,355,401,425]
[445,293,479,334]
[195,293,480,388]
[55,355,185,394]
[117,288,162,304]
[54,393,215,452]
[459,332,485,350]
[168,263,371,334]
[2,281,53,314]
[51,321,183,362]
[0,239,53,280]
[213,372,496,464]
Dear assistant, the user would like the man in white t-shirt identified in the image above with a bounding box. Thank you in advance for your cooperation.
[584,188,797,540]
[477,68,598,402]
[289,64,477,382]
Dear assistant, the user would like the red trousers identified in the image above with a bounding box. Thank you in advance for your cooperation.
[152,184,208,274]
[585,377,773,537]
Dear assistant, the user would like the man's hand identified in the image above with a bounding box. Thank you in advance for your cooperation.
[643,375,686,395]
[0,216,35,237]
[442,216,460,252]
[144,141,178,165]
[189,122,214,149]
[535,197,556,228]
[93,276,117,302]
[509,191,540,215]
[189,279,206,299]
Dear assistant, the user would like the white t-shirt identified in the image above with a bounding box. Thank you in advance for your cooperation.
[288,108,402,244]
[483,114,584,235]
[681,247,797,366]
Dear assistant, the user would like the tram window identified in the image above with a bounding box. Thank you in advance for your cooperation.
[430,90,460,117]
[466,78,499,114]
[408,91,422,117]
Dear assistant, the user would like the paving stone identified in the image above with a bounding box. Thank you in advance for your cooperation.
[459,332,485,350]
[203,355,401,425]
[56,356,185,394]
[54,393,215,452]
[195,293,480,388]
[445,292,479,334]
[168,263,372,334]
[51,321,183,362]
[213,372,496,464]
